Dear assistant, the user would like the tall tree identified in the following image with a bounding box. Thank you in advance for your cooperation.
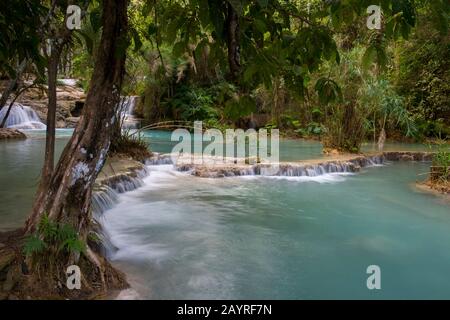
[40,1,87,187]
[225,2,241,81]
[25,0,129,290]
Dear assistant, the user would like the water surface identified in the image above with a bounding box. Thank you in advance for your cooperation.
[102,162,450,299]
[1,129,449,300]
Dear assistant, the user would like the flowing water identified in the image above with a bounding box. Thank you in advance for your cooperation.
[120,96,140,129]
[99,162,450,299]
[0,130,449,299]
[0,103,46,129]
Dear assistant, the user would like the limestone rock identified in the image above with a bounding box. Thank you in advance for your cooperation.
[0,128,26,140]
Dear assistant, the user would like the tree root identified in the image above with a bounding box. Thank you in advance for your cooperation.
[0,229,128,300]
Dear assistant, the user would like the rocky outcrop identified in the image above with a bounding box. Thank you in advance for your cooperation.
[174,154,385,178]
[382,151,434,162]
[0,128,26,140]
[93,156,148,215]
[147,151,435,179]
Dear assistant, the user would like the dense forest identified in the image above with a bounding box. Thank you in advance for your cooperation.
[0,0,449,299]
[68,1,448,148]
[3,1,449,150]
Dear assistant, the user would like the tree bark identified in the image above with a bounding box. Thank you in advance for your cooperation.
[226,2,240,82]
[40,45,60,187]
[26,0,129,235]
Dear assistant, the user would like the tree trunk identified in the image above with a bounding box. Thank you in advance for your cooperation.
[377,127,386,151]
[39,46,60,187]
[226,2,240,82]
[26,0,129,235]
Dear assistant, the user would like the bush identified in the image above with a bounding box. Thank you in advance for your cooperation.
[431,144,450,183]
[109,129,152,162]
[433,145,450,168]
[395,16,450,138]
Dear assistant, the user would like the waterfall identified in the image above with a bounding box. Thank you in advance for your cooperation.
[92,167,149,258]
[171,155,385,178]
[145,153,174,165]
[120,96,139,129]
[0,103,46,129]
[92,185,119,216]
[92,167,149,216]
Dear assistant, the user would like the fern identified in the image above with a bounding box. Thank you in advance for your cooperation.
[59,238,86,254]
[38,213,58,242]
[23,214,87,259]
[23,235,46,256]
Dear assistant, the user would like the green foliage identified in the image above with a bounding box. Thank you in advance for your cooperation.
[359,78,417,139]
[76,0,447,143]
[315,78,343,105]
[23,214,86,259]
[295,122,326,137]
[110,129,151,161]
[23,235,46,256]
[432,144,450,182]
[433,145,450,168]
[394,11,450,139]
[166,85,218,121]
[0,0,46,77]
[223,95,256,121]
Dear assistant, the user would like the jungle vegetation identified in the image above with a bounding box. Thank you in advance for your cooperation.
[0,0,448,298]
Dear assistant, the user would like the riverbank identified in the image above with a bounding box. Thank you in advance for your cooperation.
[416,180,450,196]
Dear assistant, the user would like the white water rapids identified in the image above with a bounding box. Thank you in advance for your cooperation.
[0,103,46,129]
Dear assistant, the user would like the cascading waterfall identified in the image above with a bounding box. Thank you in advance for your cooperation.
[145,153,174,165]
[119,96,139,129]
[172,154,385,178]
[91,167,149,258]
[92,167,149,216]
[0,103,46,129]
[92,154,385,260]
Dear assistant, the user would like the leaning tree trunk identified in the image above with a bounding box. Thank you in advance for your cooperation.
[26,0,129,235]
[226,2,240,82]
